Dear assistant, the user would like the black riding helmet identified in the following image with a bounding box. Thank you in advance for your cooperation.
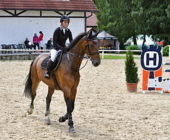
[60,15,70,23]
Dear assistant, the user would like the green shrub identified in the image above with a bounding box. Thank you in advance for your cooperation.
[163,45,170,56]
[125,51,139,83]
[126,45,140,50]
[126,45,140,55]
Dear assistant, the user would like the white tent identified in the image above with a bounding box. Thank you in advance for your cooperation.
[97,31,119,50]
[97,31,117,40]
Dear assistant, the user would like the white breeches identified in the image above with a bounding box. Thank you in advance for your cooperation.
[50,49,61,62]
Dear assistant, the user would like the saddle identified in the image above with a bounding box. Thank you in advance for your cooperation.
[41,51,63,90]
[41,51,63,71]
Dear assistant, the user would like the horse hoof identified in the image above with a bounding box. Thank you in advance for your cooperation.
[45,116,51,125]
[27,108,33,115]
[45,111,50,116]
[69,127,76,133]
[59,117,65,122]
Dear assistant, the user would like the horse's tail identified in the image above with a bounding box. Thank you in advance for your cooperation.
[24,60,34,98]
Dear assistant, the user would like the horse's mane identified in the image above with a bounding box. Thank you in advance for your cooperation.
[67,32,87,51]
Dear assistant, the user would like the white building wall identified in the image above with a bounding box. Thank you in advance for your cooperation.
[0,11,85,46]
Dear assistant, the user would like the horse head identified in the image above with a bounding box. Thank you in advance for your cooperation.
[85,30,101,67]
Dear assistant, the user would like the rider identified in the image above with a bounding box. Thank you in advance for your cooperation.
[44,15,73,78]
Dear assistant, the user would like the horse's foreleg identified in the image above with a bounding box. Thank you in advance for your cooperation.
[45,87,54,125]
[59,96,75,132]
[59,113,68,122]
[58,97,75,123]
[65,97,75,132]
[59,86,76,133]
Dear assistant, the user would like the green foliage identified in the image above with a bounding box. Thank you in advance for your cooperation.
[100,55,126,59]
[126,45,140,50]
[95,0,140,49]
[125,51,139,83]
[143,0,170,45]
[166,4,170,18]
[94,0,110,30]
[163,45,170,56]
[94,0,170,48]
[126,45,141,55]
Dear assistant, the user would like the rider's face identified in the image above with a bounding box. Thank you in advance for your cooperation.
[62,20,69,28]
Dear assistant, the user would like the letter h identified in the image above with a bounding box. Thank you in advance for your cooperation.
[146,53,156,66]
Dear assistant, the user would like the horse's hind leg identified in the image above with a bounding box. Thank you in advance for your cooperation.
[27,79,40,115]
[45,87,54,125]
[27,93,36,114]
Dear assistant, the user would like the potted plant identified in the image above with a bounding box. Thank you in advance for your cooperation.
[125,51,139,92]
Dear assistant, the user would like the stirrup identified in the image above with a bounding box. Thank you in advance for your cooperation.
[44,72,50,78]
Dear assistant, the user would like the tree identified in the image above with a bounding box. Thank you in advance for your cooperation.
[93,0,110,30]
[134,0,170,45]
[94,0,170,48]
[95,0,138,49]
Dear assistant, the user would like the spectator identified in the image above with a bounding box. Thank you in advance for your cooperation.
[24,38,30,49]
[39,31,44,49]
[33,33,40,49]
[46,38,53,49]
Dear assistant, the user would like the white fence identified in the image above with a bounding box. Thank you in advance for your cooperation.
[1,49,170,59]
[0,48,141,55]
[0,49,49,55]
[99,50,142,59]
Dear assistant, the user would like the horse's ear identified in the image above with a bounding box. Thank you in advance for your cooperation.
[87,30,99,40]
[87,30,93,39]
[94,31,100,37]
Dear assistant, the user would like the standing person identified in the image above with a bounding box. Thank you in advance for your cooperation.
[44,15,73,78]
[24,38,30,49]
[46,38,53,49]
[33,33,40,49]
[39,31,44,49]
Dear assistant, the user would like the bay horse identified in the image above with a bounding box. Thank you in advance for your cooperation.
[24,30,101,133]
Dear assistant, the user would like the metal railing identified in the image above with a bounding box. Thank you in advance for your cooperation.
[99,50,142,59]
[0,49,49,55]
[0,49,142,56]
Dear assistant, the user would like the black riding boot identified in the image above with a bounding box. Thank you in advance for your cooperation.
[44,60,53,78]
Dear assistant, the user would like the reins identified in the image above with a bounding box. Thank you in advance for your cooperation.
[67,44,99,59]
[67,52,89,59]
[67,52,89,70]
[65,35,100,71]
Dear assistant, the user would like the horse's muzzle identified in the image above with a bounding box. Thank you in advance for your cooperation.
[92,59,100,67]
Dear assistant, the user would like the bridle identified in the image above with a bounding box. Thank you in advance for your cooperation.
[67,40,99,59]
[67,40,100,70]
[86,44,100,56]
